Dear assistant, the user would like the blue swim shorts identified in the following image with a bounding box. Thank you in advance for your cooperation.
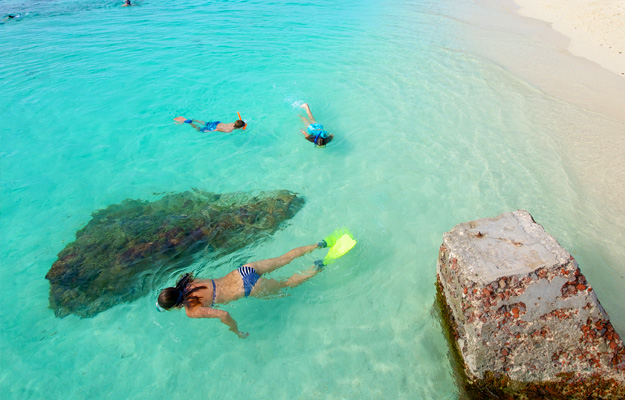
[200,121,221,132]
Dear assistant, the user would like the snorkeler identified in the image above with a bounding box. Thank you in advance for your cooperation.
[2,14,20,21]
[122,0,136,6]
[157,230,356,338]
[299,103,334,147]
[174,116,246,133]
[157,243,326,338]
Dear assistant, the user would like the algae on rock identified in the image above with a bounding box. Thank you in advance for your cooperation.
[45,189,304,318]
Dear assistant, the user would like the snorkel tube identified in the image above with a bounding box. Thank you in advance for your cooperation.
[237,112,247,130]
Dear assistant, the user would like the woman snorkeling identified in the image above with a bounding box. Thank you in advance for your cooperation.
[299,103,334,147]
[157,242,327,338]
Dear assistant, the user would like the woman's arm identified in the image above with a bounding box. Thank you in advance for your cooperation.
[186,307,249,338]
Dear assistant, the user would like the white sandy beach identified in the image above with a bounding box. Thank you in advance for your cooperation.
[515,0,625,79]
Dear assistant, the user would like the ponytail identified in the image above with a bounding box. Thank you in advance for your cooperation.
[174,273,192,305]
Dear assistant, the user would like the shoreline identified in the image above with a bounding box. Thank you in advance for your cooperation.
[515,0,625,80]
[453,0,625,123]
[505,0,625,229]
[447,0,625,322]
[451,0,625,228]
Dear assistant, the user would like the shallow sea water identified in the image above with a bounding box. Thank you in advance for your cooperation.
[1,0,624,398]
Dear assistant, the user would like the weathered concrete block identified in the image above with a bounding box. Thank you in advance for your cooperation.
[436,210,625,398]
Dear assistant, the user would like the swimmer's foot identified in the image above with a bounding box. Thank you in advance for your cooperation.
[300,103,309,109]
[313,259,325,271]
[174,116,193,124]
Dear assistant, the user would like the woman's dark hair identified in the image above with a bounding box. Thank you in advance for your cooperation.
[234,120,245,129]
[157,273,206,310]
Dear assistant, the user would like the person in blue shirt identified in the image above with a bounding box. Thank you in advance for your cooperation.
[299,103,334,147]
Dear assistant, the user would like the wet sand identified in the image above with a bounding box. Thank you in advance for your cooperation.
[511,0,625,229]
[451,0,625,231]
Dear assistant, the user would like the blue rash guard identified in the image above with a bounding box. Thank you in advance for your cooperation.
[307,123,328,138]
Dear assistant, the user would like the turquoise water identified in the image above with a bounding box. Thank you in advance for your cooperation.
[1,0,624,398]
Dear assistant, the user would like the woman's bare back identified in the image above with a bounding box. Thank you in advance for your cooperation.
[191,270,246,306]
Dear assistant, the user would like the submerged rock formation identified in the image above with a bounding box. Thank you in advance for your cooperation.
[436,210,625,399]
[46,189,304,318]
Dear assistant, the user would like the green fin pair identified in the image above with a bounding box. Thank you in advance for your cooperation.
[322,228,357,265]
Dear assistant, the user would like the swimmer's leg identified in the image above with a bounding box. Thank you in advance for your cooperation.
[174,117,206,128]
[250,266,319,298]
[299,115,311,125]
[247,244,319,275]
[283,266,319,287]
[189,122,203,132]
[300,103,316,124]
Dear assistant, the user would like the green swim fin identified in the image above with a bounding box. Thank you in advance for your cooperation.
[322,228,352,248]
[323,233,357,264]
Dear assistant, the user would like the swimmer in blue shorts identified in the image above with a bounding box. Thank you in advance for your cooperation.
[174,116,246,133]
[157,242,327,338]
[299,103,334,147]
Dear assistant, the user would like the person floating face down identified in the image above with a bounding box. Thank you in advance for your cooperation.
[174,116,246,133]
[299,103,333,147]
[2,14,20,21]
[156,242,328,338]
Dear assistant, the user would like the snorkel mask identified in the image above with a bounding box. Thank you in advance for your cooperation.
[314,131,329,147]
[155,301,167,312]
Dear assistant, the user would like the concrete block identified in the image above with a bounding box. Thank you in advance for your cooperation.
[436,210,625,398]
